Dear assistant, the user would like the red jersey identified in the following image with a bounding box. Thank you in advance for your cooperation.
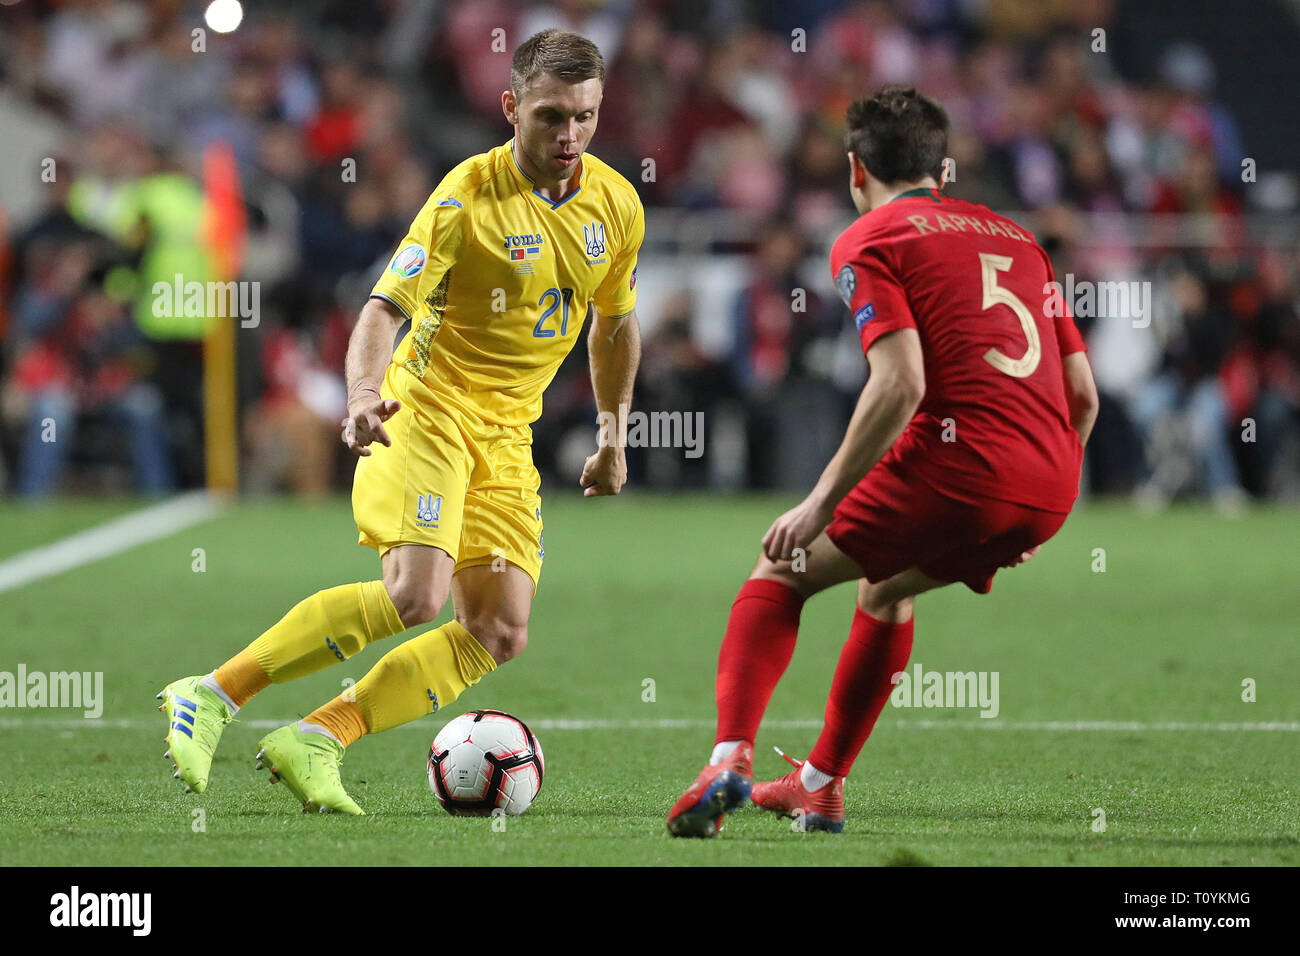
[830,187,1086,512]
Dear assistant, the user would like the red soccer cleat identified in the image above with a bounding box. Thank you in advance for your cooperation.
[666,742,754,838]
[750,747,845,833]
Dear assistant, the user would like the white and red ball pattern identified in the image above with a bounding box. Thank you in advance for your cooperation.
[427,710,545,815]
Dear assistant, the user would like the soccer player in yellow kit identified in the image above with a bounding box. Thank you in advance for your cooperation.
[157,30,644,813]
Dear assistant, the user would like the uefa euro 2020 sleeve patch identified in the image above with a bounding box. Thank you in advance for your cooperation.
[390,244,427,278]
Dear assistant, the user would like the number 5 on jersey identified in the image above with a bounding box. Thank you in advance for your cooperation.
[979,253,1041,378]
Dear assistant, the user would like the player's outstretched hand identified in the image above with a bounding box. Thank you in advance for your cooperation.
[341,395,402,457]
[580,445,626,497]
[762,496,833,563]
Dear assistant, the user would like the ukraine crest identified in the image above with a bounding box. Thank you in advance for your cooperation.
[416,493,442,526]
[583,221,607,260]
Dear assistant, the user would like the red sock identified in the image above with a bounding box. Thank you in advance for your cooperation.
[807,608,914,778]
[714,579,805,745]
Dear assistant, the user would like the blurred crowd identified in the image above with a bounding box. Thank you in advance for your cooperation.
[0,0,1297,505]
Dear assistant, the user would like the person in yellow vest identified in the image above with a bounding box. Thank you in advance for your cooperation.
[157,30,645,812]
[66,127,214,341]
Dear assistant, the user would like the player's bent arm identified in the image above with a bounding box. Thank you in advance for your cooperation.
[809,328,926,512]
[582,306,642,496]
[347,297,405,397]
[1062,351,1099,448]
[761,328,924,561]
[588,306,641,417]
[340,297,406,457]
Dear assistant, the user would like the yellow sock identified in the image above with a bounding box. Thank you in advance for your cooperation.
[211,649,270,709]
[302,695,369,747]
[352,621,497,735]
[214,581,405,706]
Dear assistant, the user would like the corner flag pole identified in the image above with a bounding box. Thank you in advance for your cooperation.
[200,140,246,495]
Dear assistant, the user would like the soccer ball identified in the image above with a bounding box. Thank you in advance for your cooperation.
[427,709,545,815]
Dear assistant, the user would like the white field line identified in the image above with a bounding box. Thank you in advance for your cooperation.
[0,491,225,595]
[893,719,1300,731]
[0,716,1296,732]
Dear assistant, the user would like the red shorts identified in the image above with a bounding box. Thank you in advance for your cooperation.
[826,462,1070,594]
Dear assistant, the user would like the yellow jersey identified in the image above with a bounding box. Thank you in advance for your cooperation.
[370,139,645,427]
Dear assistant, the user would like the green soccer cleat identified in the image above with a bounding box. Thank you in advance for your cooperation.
[255,724,364,815]
[157,675,234,795]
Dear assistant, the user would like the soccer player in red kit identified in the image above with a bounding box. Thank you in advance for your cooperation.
[667,86,1100,837]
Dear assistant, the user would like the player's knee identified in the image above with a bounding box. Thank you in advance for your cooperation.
[749,558,817,599]
[460,614,527,665]
[858,589,913,623]
[384,578,446,629]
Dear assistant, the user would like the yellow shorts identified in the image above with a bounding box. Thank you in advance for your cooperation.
[352,363,544,589]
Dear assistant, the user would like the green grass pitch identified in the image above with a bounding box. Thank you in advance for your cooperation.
[0,494,1296,866]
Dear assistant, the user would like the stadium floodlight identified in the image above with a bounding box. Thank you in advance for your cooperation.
[204,0,243,34]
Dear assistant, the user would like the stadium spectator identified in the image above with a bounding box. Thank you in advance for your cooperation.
[242,308,349,497]
[1130,269,1247,512]
[5,238,172,497]
[1220,248,1300,496]
[0,0,1296,501]
[729,221,836,487]
[636,289,737,488]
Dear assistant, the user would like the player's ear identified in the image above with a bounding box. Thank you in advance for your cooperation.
[502,90,518,126]
[847,152,867,190]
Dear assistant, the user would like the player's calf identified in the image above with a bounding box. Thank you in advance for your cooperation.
[452,563,533,664]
